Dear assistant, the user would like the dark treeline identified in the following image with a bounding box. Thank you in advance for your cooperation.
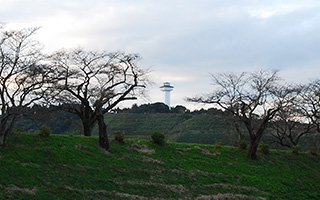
[14,105,81,135]
[14,102,228,134]
[14,102,231,135]
[113,102,229,115]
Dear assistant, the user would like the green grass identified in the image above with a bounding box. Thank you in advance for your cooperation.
[103,113,231,143]
[0,132,319,199]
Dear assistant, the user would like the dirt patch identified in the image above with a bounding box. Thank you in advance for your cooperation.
[171,168,184,174]
[76,164,103,171]
[204,183,269,195]
[65,186,108,194]
[137,144,155,155]
[5,185,37,195]
[21,162,41,168]
[101,148,110,156]
[129,142,155,155]
[189,170,227,177]
[65,186,155,200]
[196,193,266,200]
[12,160,41,169]
[74,144,89,151]
[114,180,187,194]
[194,146,219,156]
[176,147,192,154]
[113,192,150,200]
[141,156,164,165]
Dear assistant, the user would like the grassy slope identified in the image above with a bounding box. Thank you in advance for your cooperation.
[0,133,319,200]
[104,113,231,143]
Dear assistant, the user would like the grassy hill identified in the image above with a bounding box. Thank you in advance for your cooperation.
[104,113,233,144]
[1,133,319,199]
[15,111,316,151]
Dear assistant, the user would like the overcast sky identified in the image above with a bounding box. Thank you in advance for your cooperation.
[1,0,320,110]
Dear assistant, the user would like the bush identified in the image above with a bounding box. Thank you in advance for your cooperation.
[309,147,318,156]
[13,128,25,134]
[114,131,125,143]
[150,132,165,145]
[259,142,269,155]
[215,142,223,149]
[290,145,300,154]
[38,125,51,137]
[237,138,247,150]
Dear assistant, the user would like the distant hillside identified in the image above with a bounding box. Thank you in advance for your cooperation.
[1,133,319,199]
[14,103,317,150]
[15,104,237,145]
[103,113,235,144]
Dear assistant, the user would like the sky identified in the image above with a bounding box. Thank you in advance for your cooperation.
[1,0,320,110]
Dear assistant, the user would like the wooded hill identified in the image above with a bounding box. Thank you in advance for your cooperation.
[15,104,235,144]
[104,112,232,143]
[14,103,318,151]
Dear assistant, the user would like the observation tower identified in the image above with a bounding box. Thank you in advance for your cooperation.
[160,82,174,109]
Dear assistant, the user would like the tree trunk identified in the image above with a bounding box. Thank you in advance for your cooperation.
[0,116,8,147]
[0,129,11,147]
[242,114,273,160]
[247,138,260,160]
[82,105,93,136]
[82,120,92,136]
[97,113,110,151]
[0,133,5,147]
[247,121,268,160]
[0,115,17,147]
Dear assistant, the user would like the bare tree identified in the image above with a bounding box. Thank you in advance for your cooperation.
[48,48,149,150]
[187,70,293,160]
[272,80,320,150]
[0,27,50,146]
[298,80,320,133]
[269,82,318,149]
[270,106,316,148]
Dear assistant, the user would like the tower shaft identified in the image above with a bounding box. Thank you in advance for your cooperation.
[160,82,174,109]
[164,91,171,109]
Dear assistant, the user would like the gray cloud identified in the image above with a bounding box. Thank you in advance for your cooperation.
[2,0,320,109]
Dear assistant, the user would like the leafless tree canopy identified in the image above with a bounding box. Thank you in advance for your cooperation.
[187,70,295,159]
[269,82,319,148]
[298,80,320,132]
[0,27,50,146]
[47,48,150,150]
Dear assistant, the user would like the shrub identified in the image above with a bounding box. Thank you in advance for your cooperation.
[237,138,247,150]
[290,145,300,154]
[13,128,25,134]
[38,125,51,137]
[114,131,125,144]
[215,142,223,149]
[308,147,318,156]
[150,132,165,145]
[259,142,269,155]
